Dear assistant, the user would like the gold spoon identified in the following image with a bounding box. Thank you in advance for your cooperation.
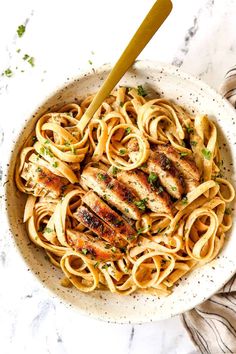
[77,0,172,133]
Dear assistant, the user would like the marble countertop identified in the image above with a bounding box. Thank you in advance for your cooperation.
[1,0,236,353]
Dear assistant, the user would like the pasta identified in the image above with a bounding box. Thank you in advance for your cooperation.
[15,86,235,296]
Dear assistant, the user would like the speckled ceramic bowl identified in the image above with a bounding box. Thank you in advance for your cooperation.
[4,61,236,323]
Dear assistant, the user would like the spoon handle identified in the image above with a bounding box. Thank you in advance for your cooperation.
[78,0,172,132]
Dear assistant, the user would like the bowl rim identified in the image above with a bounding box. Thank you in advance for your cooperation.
[2,59,236,324]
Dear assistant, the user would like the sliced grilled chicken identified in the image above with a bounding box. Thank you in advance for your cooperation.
[73,205,126,248]
[116,169,173,214]
[21,162,68,198]
[81,167,141,220]
[146,152,185,199]
[156,144,200,192]
[67,229,122,261]
[127,139,184,199]
[82,191,137,244]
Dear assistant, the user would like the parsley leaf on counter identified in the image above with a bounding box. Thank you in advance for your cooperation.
[28,57,35,67]
[17,24,26,37]
[2,68,13,77]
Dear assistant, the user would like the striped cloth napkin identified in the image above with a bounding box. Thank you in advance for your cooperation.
[182,67,236,354]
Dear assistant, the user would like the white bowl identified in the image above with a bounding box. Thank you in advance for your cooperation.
[4,61,236,323]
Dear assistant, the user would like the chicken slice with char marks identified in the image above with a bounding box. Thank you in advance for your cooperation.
[81,167,142,220]
[116,169,173,215]
[67,229,122,261]
[73,205,126,248]
[156,144,200,192]
[21,162,68,198]
[82,191,137,244]
[145,152,185,199]
[127,139,185,199]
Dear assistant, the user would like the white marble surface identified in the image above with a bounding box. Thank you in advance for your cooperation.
[1,0,236,353]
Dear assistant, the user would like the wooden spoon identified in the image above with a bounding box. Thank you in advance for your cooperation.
[78,0,173,133]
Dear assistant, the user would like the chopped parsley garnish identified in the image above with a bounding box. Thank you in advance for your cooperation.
[112,166,119,175]
[36,167,42,172]
[40,146,54,158]
[44,227,53,233]
[16,48,21,53]
[46,147,52,156]
[124,208,129,213]
[45,139,50,144]
[225,208,232,215]
[180,152,188,158]
[190,141,197,147]
[64,141,71,147]
[137,85,147,97]
[102,264,110,270]
[88,60,93,65]
[202,148,212,160]
[120,102,124,107]
[125,127,131,135]
[52,161,58,168]
[2,68,13,77]
[181,196,188,205]
[119,149,126,155]
[148,172,158,184]
[28,57,35,67]
[97,173,106,181]
[111,247,117,253]
[70,145,75,154]
[40,147,45,155]
[171,186,177,191]
[45,147,53,157]
[81,248,88,255]
[186,125,194,133]
[137,228,145,235]
[32,136,37,142]
[134,198,148,211]
[17,24,26,37]
[94,261,99,268]
[23,54,30,61]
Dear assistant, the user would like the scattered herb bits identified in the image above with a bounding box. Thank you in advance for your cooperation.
[97,173,106,181]
[148,172,158,184]
[137,85,147,97]
[2,68,13,77]
[119,149,126,155]
[181,196,188,205]
[202,148,212,160]
[17,24,26,37]
[44,227,53,233]
[134,198,148,211]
